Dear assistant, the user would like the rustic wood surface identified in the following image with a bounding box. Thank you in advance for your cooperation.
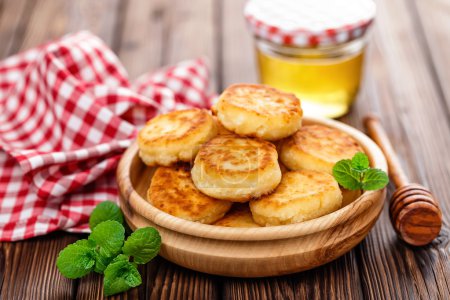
[0,0,449,299]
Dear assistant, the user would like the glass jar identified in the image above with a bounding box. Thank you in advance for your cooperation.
[244,0,376,118]
[256,38,366,118]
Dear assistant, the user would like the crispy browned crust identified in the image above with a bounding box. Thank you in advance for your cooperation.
[138,108,213,145]
[215,84,303,141]
[213,203,260,227]
[137,108,218,166]
[283,125,363,162]
[219,84,302,117]
[249,170,342,225]
[148,166,232,223]
[195,134,278,176]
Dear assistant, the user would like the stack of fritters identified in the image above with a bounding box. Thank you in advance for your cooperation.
[138,84,363,227]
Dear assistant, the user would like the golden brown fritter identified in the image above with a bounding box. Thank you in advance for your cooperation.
[148,166,232,224]
[138,108,217,166]
[216,84,302,141]
[280,125,364,174]
[191,135,282,202]
[250,170,342,226]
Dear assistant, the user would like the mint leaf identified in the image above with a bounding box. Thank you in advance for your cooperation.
[89,201,124,230]
[89,220,125,259]
[362,168,389,190]
[122,227,161,264]
[103,254,142,296]
[112,253,130,263]
[94,253,111,274]
[351,152,370,171]
[332,159,362,190]
[56,239,96,279]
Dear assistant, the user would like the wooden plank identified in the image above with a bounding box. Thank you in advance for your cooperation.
[222,252,362,300]
[0,0,32,58]
[65,0,122,49]
[344,0,450,298]
[19,0,121,51]
[76,257,219,300]
[145,258,218,300]
[18,0,68,50]
[411,0,450,114]
[220,0,257,90]
[117,0,167,79]
[164,0,218,91]
[0,233,79,299]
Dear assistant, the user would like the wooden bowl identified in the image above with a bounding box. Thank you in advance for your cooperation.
[117,116,387,277]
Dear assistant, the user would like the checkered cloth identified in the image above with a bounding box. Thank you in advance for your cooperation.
[0,31,212,241]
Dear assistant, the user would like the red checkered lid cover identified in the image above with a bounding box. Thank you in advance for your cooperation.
[244,0,376,48]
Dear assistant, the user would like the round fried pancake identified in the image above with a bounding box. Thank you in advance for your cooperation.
[148,166,232,224]
[250,170,342,226]
[191,135,282,202]
[216,84,303,141]
[138,108,217,166]
[213,204,260,227]
[280,125,364,175]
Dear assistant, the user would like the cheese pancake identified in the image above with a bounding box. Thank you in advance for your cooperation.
[250,170,342,226]
[213,204,260,227]
[148,166,232,224]
[216,84,302,141]
[138,108,217,166]
[280,125,363,174]
[191,135,282,202]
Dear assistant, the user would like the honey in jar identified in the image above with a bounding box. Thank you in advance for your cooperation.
[245,0,376,118]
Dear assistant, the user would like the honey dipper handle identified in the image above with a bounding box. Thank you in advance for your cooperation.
[363,115,409,188]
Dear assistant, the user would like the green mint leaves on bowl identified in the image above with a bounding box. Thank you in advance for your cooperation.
[56,201,161,297]
[332,152,389,191]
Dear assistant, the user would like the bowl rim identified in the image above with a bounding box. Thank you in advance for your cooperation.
[117,116,387,241]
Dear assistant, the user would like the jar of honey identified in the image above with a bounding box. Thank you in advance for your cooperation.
[244,0,376,118]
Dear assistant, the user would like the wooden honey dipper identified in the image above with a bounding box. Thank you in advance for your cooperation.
[364,115,442,246]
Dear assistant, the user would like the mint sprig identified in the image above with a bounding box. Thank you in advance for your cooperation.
[56,201,161,296]
[332,152,389,191]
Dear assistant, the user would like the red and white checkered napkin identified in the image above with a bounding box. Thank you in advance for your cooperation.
[0,31,212,241]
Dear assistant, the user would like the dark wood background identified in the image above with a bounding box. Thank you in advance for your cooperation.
[1,0,449,299]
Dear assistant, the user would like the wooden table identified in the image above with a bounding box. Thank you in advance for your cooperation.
[1,0,449,299]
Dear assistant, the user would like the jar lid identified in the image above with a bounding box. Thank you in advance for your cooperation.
[244,0,376,47]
